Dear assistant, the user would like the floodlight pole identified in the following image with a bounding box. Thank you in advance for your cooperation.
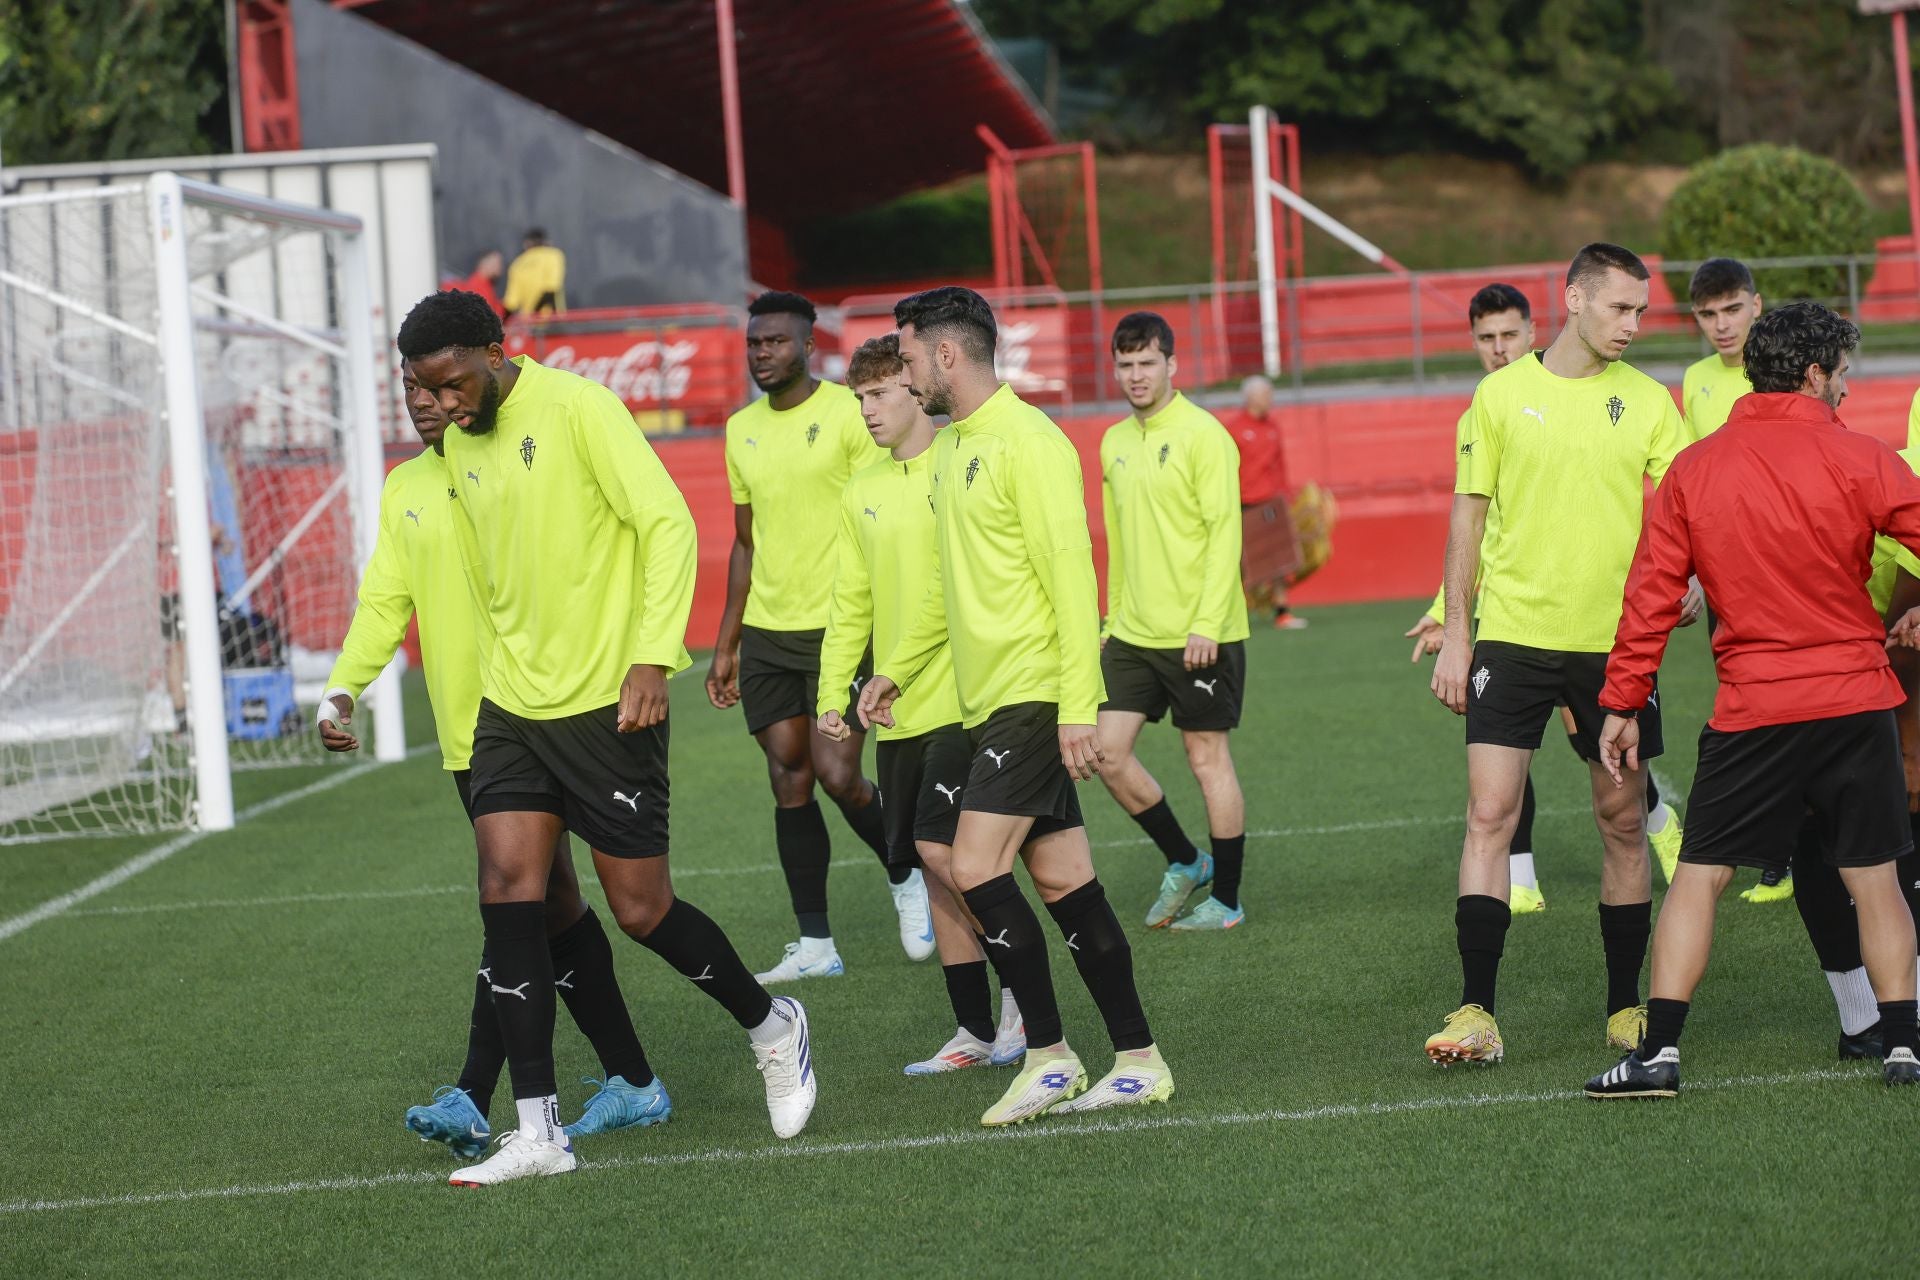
[716,0,747,209]
[1897,11,1920,254]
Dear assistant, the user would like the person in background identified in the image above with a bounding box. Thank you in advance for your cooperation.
[455,250,507,320]
[504,229,566,318]
[1220,375,1305,630]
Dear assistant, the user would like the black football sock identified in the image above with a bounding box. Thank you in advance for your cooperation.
[1599,900,1653,1017]
[1792,821,1863,973]
[1879,1000,1919,1056]
[454,945,506,1115]
[633,898,774,1029]
[774,801,833,938]
[1131,796,1200,866]
[1643,997,1689,1055]
[1457,894,1510,1014]
[1210,834,1246,911]
[1645,770,1662,813]
[1510,775,1537,856]
[1759,865,1789,888]
[962,874,1063,1049]
[477,901,558,1100]
[833,783,907,883]
[943,960,995,1043]
[548,908,652,1087]
[1045,879,1153,1051]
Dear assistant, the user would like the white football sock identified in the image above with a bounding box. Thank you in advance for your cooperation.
[748,996,795,1048]
[1645,802,1670,836]
[1509,853,1538,890]
[797,935,836,963]
[1827,966,1880,1035]
[515,1094,565,1146]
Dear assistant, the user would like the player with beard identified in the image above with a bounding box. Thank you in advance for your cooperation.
[1092,312,1250,931]
[1425,245,1692,1067]
[860,287,1173,1124]
[320,367,669,1159]
[709,292,931,982]
[399,290,814,1186]
[818,334,1026,1074]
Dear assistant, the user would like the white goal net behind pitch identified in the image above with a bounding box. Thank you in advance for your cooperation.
[0,175,403,842]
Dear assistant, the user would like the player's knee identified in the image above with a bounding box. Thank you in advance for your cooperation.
[477,861,544,903]
[766,759,815,805]
[609,891,672,940]
[815,762,863,805]
[1464,794,1520,837]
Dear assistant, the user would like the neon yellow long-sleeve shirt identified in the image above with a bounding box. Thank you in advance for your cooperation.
[326,449,481,769]
[443,357,696,719]
[1100,392,1249,648]
[877,385,1105,728]
[818,445,963,740]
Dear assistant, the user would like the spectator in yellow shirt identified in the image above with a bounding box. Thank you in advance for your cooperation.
[504,228,566,317]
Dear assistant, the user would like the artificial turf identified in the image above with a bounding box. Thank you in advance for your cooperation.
[0,599,1908,1277]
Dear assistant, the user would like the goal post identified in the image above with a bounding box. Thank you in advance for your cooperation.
[0,173,403,842]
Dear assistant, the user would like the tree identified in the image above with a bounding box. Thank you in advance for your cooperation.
[974,0,1680,179]
[0,0,229,167]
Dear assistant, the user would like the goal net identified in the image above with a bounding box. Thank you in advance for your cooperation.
[0,175,402,842]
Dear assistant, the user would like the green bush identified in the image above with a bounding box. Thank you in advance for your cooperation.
[796,186,993,287]
[1659,144,1875,304]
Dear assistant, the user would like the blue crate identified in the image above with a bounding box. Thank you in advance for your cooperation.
[224,666,298,740]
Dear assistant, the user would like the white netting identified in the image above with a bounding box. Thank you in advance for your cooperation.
[0,187,191,839]
[183,197,364,772]
[0,180,381,841]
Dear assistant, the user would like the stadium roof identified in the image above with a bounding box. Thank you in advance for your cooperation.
[333,0,1055,219]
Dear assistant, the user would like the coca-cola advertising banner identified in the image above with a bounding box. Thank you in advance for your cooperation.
[506,320,744,435]
[841,305,1071,400]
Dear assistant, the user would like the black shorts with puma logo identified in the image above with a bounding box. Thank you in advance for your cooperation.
[1099,636,1245,731]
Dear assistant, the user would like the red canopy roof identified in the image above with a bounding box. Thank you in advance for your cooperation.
[335,0,1054,219]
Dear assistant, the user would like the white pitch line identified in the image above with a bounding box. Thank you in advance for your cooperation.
[64,884,473,918]
[0,1065,1866,1218]
[0,744,435,944]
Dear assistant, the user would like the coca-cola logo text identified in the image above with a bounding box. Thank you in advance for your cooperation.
[542,339,700,404]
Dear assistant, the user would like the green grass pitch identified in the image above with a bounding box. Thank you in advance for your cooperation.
[0,599,1908,1276]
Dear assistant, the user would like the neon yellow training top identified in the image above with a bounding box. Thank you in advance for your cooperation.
[1868,446,1920,616]
[1682,352,1751,442]
[818,445,963,740]
[1907,388,1920,451]
[726,380,886,632]
[326,449,481,770]
[878,384,1106,727]
[1454,353,1688,652]
[1100,392,1249,649]
[443,358,696,719]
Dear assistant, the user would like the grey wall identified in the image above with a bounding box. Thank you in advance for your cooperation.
[291,0,746,309]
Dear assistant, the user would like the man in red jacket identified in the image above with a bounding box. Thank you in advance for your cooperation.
[1585,302,1920,1097]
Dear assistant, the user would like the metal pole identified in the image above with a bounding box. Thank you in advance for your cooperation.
[715,0,747,208]
[337,226,406,762]
[1897,11,1920,262]
[1250,105,1281,379]
[1410,270,1424,387]
[149,174,235,832]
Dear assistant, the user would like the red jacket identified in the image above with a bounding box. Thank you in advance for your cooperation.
[1601,392,1920,730]
[1220,408,1289,505]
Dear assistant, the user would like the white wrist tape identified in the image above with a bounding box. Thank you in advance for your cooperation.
[317,686,357,728]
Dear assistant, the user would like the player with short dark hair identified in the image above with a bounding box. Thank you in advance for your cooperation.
[709,290,931,983]
[1408,285,1686,915]
[395,289,814,1186]
[860,286,1173,1125]
[1425,245,1693,1066]
[1586,301,1920,1096]
[818,333,1026,1074]
[319,353,668,1159]
[1093,311,1250,931]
